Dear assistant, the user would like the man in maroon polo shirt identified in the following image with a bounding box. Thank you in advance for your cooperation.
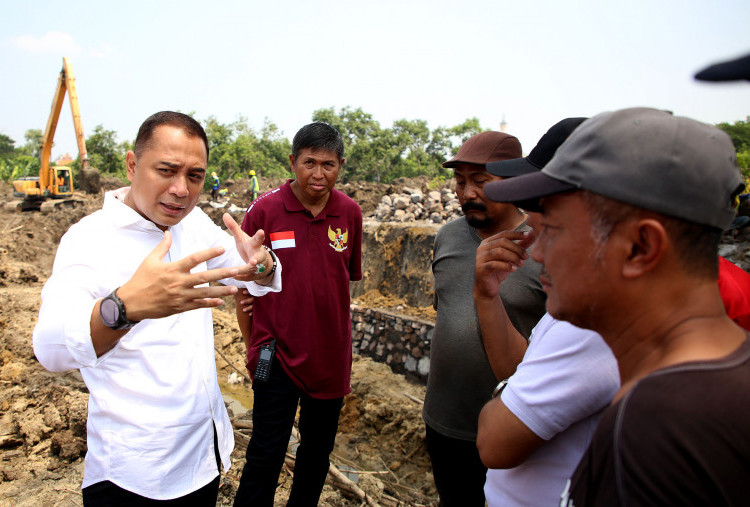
[233,122,362,506]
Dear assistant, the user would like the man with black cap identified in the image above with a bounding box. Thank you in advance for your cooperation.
[422,131,546,506]
[474,118,619,506]
[486,107,750,505]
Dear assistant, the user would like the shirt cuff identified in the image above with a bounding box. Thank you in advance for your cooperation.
[64,298,101,368]
[247,257,282,296]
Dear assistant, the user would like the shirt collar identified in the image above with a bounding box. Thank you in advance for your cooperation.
[104,187,178,234]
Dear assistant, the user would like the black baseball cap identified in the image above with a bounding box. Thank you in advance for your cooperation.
[486,117,588,178]
[695,53,750,82]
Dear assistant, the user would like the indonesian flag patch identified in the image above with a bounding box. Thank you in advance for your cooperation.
[270,231,295,249]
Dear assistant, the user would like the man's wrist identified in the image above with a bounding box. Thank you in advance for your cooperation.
[259,245,277,279]
[100,287,140,330]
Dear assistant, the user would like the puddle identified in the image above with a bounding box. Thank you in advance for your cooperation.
[219,376,254,416]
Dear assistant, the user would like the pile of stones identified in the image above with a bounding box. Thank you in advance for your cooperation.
[371,186,462,224]
[720,225,750,271]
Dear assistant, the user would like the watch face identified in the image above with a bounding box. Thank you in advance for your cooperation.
[100,297,119,328]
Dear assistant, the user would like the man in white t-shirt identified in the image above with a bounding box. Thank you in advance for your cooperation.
[474,118,619,506]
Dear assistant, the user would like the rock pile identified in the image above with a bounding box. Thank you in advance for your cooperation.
[720,226,750,270]
[372,186,462,224]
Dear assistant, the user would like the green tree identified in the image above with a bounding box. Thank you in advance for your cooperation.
[21,129,44,158]
[0,133,15,160]
[716,118,750,182]
[86,125,126,176]
[449,117,483,144]
[716,118,750,151]
[203,116,292,188]
[312,107,386,182]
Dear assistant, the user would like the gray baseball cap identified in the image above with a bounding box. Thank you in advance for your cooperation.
[483,107,745,229]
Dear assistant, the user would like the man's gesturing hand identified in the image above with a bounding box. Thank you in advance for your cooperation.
[116,231,241,322]
[222,213,273,281]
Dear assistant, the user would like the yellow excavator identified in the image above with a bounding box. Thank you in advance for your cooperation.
[12,57,91,211]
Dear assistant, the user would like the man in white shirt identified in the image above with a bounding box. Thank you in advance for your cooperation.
[33,111,282,505]
[474,118,619,506]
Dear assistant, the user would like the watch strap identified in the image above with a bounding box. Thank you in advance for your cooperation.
[101,288,140,330]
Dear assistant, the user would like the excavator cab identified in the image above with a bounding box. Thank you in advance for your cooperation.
[52,166,73,197]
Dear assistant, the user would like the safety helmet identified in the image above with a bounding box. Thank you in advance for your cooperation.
[250,170,256,176]
[212,172,217,177]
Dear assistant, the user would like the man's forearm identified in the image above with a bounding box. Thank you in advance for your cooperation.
[474,288,528,381]
[90,299,131,357]
[235,295,252,352]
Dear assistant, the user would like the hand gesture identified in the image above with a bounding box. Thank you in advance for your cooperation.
[116,231,242,321]
[474,230,534,299]
[222,213,272,281]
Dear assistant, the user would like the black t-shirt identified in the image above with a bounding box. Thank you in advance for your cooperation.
[564,335,750,506]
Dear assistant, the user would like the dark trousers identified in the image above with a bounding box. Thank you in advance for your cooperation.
[425,423,487,507]
[82,425,221,506]
[233,360,344,506]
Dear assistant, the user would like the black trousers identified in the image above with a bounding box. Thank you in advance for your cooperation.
[82,425,221,506]
[233,359,344,506]
[425,423,487,507]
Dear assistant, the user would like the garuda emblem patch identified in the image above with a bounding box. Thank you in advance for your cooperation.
[327,226,348,252]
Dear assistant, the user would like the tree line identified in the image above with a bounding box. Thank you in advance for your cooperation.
[2,109,749,189]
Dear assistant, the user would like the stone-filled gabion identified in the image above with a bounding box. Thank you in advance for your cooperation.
[373,186,462,224]
[351,304,433,383]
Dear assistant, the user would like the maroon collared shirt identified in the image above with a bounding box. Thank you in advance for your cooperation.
[241,180,363,398]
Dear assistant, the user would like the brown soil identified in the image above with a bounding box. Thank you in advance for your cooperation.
[0,180,437,506]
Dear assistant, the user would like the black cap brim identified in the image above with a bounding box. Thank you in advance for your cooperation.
[695,54,750,82]
[484,171,577,211]
[487,157,539,178]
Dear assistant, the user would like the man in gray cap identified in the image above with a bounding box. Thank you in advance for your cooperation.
[485,107,749,505]
[423,131,546,506]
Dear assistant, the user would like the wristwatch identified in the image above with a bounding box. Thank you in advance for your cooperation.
[491,379,508,399]
[100,288,140,330]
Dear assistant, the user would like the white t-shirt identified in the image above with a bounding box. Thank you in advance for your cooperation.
[484,313,619,507]
[33,188,281,499]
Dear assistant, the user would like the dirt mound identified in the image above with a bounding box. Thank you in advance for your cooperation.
[0,181,436,505]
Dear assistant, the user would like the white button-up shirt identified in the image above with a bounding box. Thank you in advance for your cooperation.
[32,188,281,499]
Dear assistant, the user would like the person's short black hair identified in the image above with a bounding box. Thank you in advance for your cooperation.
[134,111,209,160]
[291,122,344,161]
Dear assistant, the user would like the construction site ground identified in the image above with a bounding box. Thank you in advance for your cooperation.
[0,177,439,506]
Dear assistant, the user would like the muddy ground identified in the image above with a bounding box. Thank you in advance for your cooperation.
[0,176,441,506]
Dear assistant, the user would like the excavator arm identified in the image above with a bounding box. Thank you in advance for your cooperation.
[39,57,89,191]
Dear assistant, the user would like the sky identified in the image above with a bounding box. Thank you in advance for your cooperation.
[1,0,750,162]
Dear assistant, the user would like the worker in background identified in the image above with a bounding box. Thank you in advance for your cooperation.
[212,171,220,201]
[249,169,260,201]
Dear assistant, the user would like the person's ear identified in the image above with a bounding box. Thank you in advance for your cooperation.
[125,151,137,182]
[621,218,667,279]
